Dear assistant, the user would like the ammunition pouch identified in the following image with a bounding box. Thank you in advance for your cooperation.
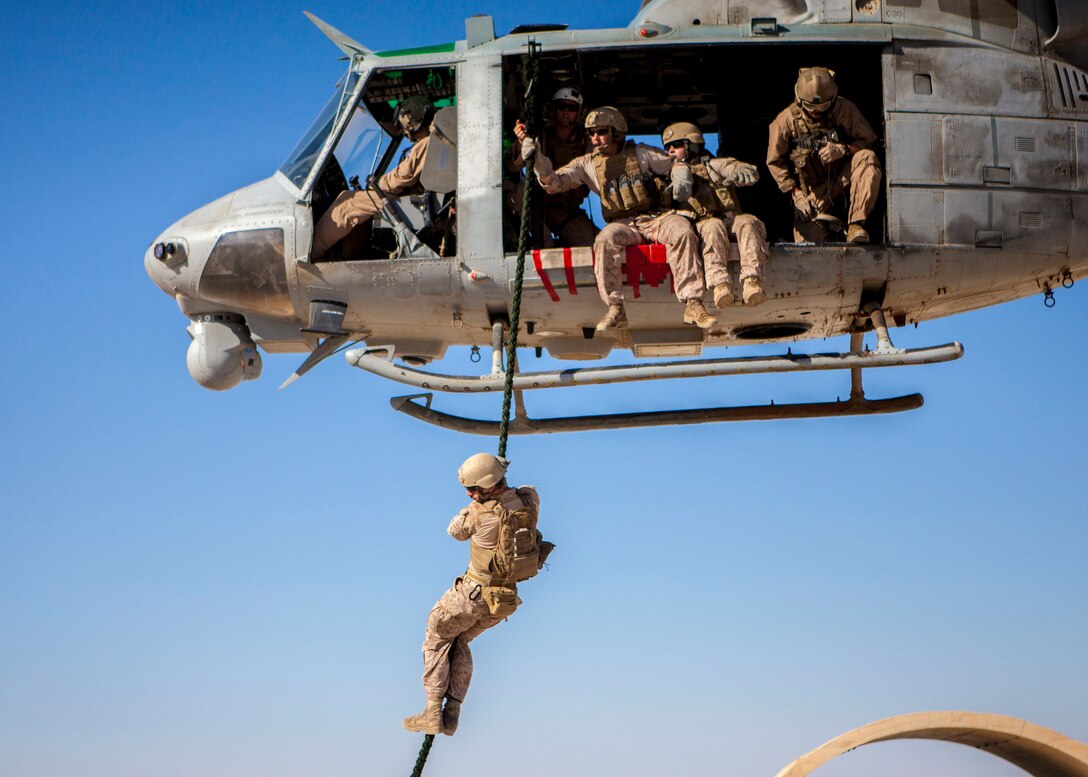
[594,141,661,221]
[482,586,521,618]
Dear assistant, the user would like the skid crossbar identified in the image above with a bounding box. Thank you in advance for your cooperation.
[347,342,963,393]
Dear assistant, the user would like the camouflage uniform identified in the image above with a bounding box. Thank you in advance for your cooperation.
[767,97,881,242]
[540,142,706,305]
[673,156,769,291]
[419,485,540,702]
[312,133,431,258]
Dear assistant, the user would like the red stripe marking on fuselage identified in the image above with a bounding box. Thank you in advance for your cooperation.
[532,250,561,301]
[563,247,577,295]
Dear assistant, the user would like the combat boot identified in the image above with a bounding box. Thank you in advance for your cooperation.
[595,304,627,331]
[442,697,462,736]
[683,299,717,329]
[742,277,767,307]
[713,282,734,308]
[403,699,443,734]
[847,223,870,243]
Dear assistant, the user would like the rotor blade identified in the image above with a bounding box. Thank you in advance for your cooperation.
[279,335,349,390]
[304,11,373,58]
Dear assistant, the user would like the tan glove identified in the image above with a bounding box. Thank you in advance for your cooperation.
[520,136,553,178]
[730,162,759,186]
[818,142,848,164]
[669,163,693,202]
[792,188,815,221]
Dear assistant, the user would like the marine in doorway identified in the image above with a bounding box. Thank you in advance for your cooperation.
[661,121,769,308]
[508,86,598,247]
[767,67,883,244]
[516,105,719,332]
[403,454,553,736]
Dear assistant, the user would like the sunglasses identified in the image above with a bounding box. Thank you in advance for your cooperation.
[588,127,612,137]
[555,103,579,113]
[666,140,687,149]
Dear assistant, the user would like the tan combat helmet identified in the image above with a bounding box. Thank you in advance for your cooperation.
[458,453,509,489]
[661,121,705,149]
[795,67,838,111]
[395,95,434,135]
[584,105,628,135]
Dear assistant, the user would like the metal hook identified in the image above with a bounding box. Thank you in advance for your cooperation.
[469,345,481,363]
[1061,269,1075,289]
[1043,284,1056,308]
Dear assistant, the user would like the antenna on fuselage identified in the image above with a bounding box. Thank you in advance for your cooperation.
[304,11,373,58]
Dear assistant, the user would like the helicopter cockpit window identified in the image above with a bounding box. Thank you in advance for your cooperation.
[280,68,362,190]
[309,65,457,261]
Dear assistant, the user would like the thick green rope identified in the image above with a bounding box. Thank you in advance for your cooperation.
[498,41,540,459]
[409,734,435,777]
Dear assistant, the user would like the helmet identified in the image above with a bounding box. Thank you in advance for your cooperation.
[395,96,434,134]
[795,67,838,110]
[584,105,628,135]
[552,86,584,106]
[457,453,509,489]
[661,121,704,147]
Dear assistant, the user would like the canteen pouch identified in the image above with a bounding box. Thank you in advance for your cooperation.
[482,586,521,618]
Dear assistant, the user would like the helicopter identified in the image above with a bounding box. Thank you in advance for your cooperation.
[144,0,1088,434]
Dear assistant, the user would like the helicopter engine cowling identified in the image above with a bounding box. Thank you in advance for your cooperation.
[185,314,263,391]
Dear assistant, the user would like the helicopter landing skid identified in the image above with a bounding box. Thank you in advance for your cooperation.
[388,390,924,435]
[344,340,963,393]
[348,333,962,434]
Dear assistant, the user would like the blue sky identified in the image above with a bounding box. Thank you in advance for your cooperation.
[1,2,1086,776]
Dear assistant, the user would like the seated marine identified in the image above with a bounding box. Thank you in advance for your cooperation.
[661,121,769,307]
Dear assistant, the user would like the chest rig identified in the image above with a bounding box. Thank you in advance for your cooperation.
[592,141,661,221]
[678,157,743,220]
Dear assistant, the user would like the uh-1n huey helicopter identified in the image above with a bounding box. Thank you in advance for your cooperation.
[145,0,1088,435]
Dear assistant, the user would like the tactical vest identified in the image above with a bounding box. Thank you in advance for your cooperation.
[593,141,660,222]
[678,157,743,220]
[467,487,544,586]
[786,104,847,191]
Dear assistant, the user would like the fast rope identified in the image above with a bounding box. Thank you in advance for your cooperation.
[497,40,541,459]
[407,42,541,777]
[408,734,435,777]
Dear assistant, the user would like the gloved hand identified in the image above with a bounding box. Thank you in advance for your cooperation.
[520,137,554,178]
[520,135,538,162]
[670,163,693,202]
[792,188,815,221]
[730,163,759,186]
[818,142,848,164]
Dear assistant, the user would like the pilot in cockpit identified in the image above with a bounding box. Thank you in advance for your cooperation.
[311,96,436,260]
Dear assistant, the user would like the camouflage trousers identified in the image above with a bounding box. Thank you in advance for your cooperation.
[593,212,704,305]
[420,576,505,702]
[695,213,769,285]
[311,188,387,258]
[794,149,882,242]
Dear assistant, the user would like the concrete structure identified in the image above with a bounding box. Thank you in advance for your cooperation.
[776,712,1088,777]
